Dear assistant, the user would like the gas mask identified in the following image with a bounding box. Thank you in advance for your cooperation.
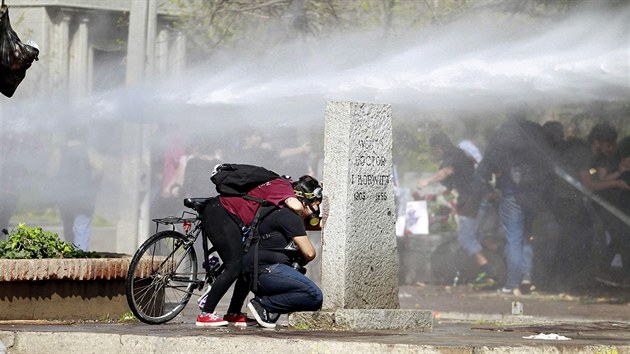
[305,203,321,227]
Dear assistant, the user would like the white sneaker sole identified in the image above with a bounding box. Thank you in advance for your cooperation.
[229,321,258,327]
[247,301,276,329]
[195,320,228,327]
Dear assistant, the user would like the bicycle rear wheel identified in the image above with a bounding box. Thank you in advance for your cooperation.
[126,230,198,324]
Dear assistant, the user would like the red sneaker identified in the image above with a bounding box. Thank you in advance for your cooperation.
[224,312,257,327]
[195,312,228,327]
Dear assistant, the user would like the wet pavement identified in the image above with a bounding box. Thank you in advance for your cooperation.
[1,284,629,353]
[400,283,630,323]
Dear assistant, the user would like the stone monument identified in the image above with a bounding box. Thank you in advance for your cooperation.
[290,101,433,330]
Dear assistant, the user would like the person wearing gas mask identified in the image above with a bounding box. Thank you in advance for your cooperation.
[244,175,323,328]
[196,172,307,327]
[196,172,322,328]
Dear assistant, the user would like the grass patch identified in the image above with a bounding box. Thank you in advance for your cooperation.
[118,311,138,322]
[291,323,312,330]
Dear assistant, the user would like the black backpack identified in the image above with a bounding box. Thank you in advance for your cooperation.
[211,163,280,198]
[211,163,289,290]
[210,163,283,234]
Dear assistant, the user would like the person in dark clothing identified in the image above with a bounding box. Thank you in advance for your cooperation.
[583,126,629,275]
[476,105,556,294]
[417,132,495,287]
[552,136,600,289]
[236,131,279,170]
[54,128,103,251]
[542,121,566,151]
[195,172,318,328]
[195,174,303,327]
[596,136,630,282]
[555,124,628,289]
[587,123,618,182]
[180,142,223,199]
[244,175,323,328]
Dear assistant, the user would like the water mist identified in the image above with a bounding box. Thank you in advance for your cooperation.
[0,4,627,263]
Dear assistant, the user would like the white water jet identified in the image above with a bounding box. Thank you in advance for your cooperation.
[0,4,628,253]
[154,6,630,121]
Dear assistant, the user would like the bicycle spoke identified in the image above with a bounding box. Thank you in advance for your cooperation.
[126,230,199,324]
[131,279,154,305]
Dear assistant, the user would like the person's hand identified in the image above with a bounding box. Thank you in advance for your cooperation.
[416,178,430,190]
[170,184,182,197]
[485,190,500,201]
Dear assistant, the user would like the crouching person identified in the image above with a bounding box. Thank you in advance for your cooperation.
[245,176,324,328]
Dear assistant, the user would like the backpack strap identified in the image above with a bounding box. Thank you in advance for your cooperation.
[242,194,266,204]
[250,232,279,292]
[242,202,275,252]
[244,204,277,293]
[252,237,260,292]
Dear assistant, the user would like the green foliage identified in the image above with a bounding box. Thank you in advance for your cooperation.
[169,0,449,61]
[118,311,138,322]
[166,0,630,69]
[96,312,139,323]
[0,224,99,259]
[171,0,622,60]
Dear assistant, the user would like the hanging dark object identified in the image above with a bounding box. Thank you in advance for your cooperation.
[0,1,39,98]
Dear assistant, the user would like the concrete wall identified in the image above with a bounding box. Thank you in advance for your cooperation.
[0,257,132,320]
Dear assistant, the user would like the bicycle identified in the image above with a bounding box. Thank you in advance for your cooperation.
[125,197,223,325]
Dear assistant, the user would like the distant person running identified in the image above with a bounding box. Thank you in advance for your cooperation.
[417,132,496,288]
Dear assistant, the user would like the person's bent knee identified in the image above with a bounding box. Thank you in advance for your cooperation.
[313,294,323,311]
[305,286,323,311]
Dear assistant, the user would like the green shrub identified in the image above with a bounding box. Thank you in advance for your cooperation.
[0,224,100,259]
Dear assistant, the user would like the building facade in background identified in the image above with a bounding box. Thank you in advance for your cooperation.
[8,0,186,99]
[4,1,189,254]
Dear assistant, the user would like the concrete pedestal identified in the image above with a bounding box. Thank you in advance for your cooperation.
[318,101,433,330]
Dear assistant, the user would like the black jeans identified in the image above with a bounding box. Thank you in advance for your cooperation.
[201,198,249,314]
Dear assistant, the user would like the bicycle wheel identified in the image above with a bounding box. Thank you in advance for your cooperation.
[126,230,198,324]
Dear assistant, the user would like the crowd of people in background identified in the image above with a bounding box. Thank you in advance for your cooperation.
[152,128,319,221]
[0,123,319,252]
[0,104,628,296]
[417,105,630,294]
[151,105,630,296]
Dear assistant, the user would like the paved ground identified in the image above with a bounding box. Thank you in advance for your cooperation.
[400,283,630,323]
[1,284,629,353]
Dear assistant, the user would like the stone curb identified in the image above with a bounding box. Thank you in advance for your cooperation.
[0,258,131,281]
[1,330,628,354]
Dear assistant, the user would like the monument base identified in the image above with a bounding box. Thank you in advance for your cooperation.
[288,309,433,331]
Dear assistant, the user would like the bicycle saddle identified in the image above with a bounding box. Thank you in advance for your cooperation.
[184,198,213,213]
